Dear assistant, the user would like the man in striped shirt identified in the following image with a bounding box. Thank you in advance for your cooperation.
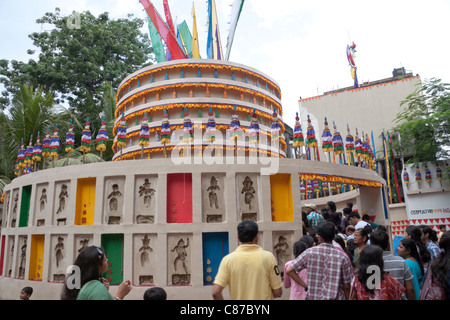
[305,204,324,230]
[370,230,416,300]
[286,221,353,300]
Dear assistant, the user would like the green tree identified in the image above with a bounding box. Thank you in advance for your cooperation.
[0,8,152,123]
[392,78,450,164]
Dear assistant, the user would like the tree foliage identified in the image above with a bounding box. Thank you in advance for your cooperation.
[0,8,152,116]
[392,78,450,164]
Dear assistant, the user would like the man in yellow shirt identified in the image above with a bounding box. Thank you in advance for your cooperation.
[212,220,283,300]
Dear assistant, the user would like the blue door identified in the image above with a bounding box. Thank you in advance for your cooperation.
[202,232,229,285]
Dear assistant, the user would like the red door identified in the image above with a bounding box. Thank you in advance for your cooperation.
[167,173,192,223]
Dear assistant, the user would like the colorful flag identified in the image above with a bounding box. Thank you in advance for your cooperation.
[387,131,401,201]
[403,167,410,185]
[96,117,108,152]
[191,2,201,59]
[65,120,75,153]
[32,132,42,162]
[139,112,150,148]
[306,115,317,148]
[147,15,166,63]
[16,138,26,169]
[271,110,281,142]
[80,117,91,153]
[163,0,176,36]
[225,0,245,61]
[160,110,171,144]
[230,108,242,141]
[140,0,187,60]
[178,21,193,58]
[116,113,127,148]
[207,0,223,60]
[248,109,259,145]
[321,117,333,152]
[182,108,194,143]
[293,113,305,148]
[25,135,34,165]
[49,124,60,159]
[42,127,51,158]
[206,107,217,143]
[345,124,355,165]
[332,121,344,155]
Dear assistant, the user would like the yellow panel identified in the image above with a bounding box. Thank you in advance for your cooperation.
[270,174,293,222]
[29,235,45,281]
[75,178,96,225]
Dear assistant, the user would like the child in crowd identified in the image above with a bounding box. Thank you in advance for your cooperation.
[20,287,33,300]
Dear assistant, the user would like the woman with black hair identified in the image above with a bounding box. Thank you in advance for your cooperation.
[352,228,369,268]
[350,245,405,300]
[405,225,431,268]
[397,238,424,300]
[61,246,132,300]
[427,231,450,300]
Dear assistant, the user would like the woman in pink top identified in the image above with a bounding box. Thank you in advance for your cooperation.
[284,240,309,300]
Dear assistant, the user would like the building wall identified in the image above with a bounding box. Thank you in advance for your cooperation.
[0,158,386,300]
[298,76,420,160]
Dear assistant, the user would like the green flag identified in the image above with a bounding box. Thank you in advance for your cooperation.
[147,15,166,63]
[178,21,193,58]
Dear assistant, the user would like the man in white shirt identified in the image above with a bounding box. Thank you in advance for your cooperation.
[348,212,369,230]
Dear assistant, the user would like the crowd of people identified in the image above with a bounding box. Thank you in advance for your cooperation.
[287,201,450,300]
[18,200,449,301]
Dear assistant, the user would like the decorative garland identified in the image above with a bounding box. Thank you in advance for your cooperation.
[113,103,286,136]
[117,63,282,103]
[115,82,283,119]
[298,173,383,188]
[113,144,286,162]
[112,123,287,151]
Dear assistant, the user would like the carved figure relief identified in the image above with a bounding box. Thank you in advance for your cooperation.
[11,192,18,227]
[133,233,156,286]
[105,178,125,225]
[107,184,122,212]
[56,184,68,215]
[273,232,293,276]
[241,176,255,210]
[7,237,15,276]
[139,178,155,209]
[18,237,27,278]
[202,174,225,223]
[207,176,220,209]
[40,188,47,211]
[78,238,90,252]
[51,235,67,282]
[237,174,259,222]
[169,235,191,285]
[273,235,289,267]
[139,235,153,267]
[135,176,157,224]
[55,237,65,267]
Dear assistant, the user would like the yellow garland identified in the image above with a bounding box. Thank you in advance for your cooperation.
[115,83,283,119]
[113,145,286,161]
[113,103,284,136]
[298,173,383,188]
[112,123,286,151]
[116,63,282,103]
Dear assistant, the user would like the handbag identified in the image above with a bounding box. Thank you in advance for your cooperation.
[419,268,446,300]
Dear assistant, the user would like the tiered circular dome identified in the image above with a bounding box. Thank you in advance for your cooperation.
[112,59,287,160]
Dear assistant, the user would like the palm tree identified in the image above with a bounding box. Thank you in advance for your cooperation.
[1,84,58,179]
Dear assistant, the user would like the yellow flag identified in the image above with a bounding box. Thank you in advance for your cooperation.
[191,2,200,59]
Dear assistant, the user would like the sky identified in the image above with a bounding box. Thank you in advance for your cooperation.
[1,0,450,129]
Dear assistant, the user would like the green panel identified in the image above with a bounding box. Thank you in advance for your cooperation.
[19,185,32,227]
[101,234,124,285]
